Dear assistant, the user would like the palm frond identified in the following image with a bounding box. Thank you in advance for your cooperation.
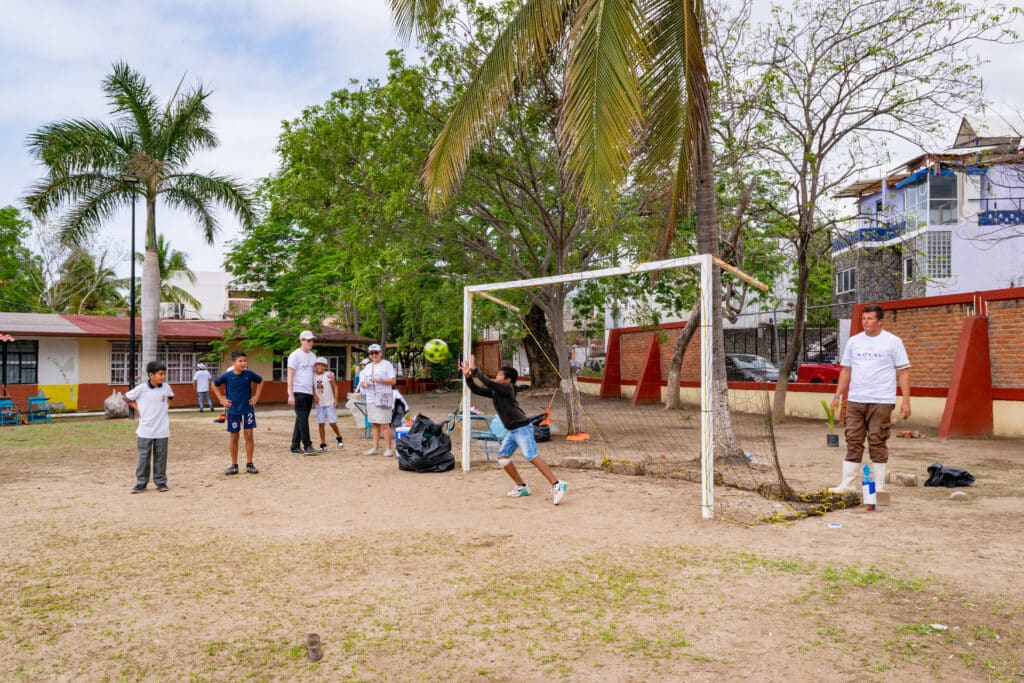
[57,183,134,245]
[389,0,445,42]
[26,119,131,176]
[423,0,570,212]
[560,0,647,212]
[158,87,218,169]
[104,62,160,151]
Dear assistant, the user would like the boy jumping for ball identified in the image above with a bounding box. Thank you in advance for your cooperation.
[211,350,264,475]
[459,354,568,505]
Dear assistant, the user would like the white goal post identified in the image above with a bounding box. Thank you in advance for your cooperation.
[460,253,764,519]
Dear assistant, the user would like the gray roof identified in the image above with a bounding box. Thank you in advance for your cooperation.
[0,313,84,335]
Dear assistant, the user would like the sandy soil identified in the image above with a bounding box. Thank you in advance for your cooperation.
[1,390,1022,681]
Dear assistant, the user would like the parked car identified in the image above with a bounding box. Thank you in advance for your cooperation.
[796,362,841,384]
[580,355,606,378]
[725,354,780,382]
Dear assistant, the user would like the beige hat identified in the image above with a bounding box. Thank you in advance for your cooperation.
[315,357,328,366]
[299,330,315,341]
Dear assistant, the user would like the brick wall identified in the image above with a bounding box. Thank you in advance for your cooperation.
[987,297,1024,390]
[880,304,973,389]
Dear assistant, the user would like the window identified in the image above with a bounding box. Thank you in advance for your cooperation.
[929,173,957,225]
[927,231,952,278]
[110,342,217,385]
[903,257,914,283]
[1,340,38,384]
[905,179,928,228]
[835,268,856,294]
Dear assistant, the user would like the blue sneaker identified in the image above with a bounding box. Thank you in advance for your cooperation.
[507,484,531,497]
[552,480,568,505]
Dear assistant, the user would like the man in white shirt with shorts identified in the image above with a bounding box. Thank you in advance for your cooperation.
[829,304,911,493]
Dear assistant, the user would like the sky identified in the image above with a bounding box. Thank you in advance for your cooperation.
[1,1,1022,279]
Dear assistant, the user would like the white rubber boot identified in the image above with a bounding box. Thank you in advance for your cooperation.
[829,460,860,494]
[872,462,887,492]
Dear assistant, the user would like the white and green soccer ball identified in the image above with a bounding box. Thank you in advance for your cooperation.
[423,338,450,363]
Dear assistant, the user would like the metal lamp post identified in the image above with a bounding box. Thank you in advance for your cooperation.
[122,173,140,391]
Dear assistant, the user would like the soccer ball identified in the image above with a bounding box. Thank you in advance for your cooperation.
[423,338,450,363]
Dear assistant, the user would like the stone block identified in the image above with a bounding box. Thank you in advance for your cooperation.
[609,460,645,476]
[895,473,918,487]
[876,491,891,506]
[562,456,594,469]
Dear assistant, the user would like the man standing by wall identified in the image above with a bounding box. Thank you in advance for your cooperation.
[829,304,911,493]
[287,330,317,455]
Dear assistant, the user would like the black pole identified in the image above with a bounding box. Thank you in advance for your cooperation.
[129,192,137,390]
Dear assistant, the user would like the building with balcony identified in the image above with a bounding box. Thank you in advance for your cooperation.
[832,116,1024,316]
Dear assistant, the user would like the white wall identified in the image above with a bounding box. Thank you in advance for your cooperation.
[38,338,78,384]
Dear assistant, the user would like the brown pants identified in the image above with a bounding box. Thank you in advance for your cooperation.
[844,402,894,463]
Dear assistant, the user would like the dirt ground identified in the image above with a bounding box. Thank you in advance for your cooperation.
[1,390,1022,681]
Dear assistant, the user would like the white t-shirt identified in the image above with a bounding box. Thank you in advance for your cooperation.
[841,329,911,404]
[359,359,396,405]
[287,348,317,394]
[313,371,335,405]
[125,381,175,439]
[192,369,211,392]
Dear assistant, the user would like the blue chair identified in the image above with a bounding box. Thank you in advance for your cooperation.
[0,397,21,427]
[26,395,51,424]
[470,415,507,460]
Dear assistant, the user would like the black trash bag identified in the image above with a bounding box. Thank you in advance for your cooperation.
[924,462,975,488]
[397,413,455,473]
[528,412,551,443]
[389,393,410,429]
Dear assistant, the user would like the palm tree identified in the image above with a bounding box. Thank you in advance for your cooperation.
[120,234,202,313]
[390,0,742,456]
[24,62,255,365]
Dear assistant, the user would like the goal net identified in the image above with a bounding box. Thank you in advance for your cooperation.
[456,254,849,524]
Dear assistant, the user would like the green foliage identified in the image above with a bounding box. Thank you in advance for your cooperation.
[0,206,43,312]
[820,400,836,433]
[427,360,457,387]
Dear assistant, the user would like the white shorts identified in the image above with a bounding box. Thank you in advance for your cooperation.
[315,404,338,425]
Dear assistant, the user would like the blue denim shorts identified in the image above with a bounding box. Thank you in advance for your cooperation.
[497,424,538,462]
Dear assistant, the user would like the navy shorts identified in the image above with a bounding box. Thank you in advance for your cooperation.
[227,408,256,433]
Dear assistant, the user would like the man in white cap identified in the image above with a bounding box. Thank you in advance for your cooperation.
[287,330,317,454]
[193,362,213,413]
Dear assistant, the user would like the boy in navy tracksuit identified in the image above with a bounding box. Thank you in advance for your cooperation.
[211,350,264,475]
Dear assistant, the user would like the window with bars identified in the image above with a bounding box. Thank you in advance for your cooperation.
[1,340,38,384]
[926,231,952,278]
[110,342,217,385]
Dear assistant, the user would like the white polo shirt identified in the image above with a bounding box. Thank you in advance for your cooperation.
[125,381,175,438]
[841,329,911,404]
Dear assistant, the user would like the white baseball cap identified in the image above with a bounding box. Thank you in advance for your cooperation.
[360,358,370,366]
[299,330,315,341]
[196,363,206,370]
[315,357,328,365]
[368,343,383,352]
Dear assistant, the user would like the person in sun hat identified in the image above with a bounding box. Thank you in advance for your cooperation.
[357,343,397,456]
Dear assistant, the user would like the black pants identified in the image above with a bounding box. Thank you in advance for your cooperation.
[291,392,313,449]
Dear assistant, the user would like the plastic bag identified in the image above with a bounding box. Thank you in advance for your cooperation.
[396,413,454,473]
[924,462,975,488]
[104,391,130,419]
[528,412,551,443]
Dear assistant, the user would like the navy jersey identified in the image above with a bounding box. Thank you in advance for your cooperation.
[214,369,263,414]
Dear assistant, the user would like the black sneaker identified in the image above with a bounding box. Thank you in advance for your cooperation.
[131,485,145,494]
[246,463,259,474]
[290,447,303,455]
[336,436,344,448]
[303,445,316,455]
[319,443,327,452]
[156,484,169,492]
[224,464,239,475]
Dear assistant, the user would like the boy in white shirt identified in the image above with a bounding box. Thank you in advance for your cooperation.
[125,360,175,493]
[313,357,344,453]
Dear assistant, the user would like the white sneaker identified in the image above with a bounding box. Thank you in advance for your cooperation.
[383,448,394,457]
[507,484,531,497]
[551,480,568,505]
[364,447,381,455]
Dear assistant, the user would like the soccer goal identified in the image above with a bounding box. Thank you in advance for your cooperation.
[458,253,779,520]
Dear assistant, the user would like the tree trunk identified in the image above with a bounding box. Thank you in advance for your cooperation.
[772,229,812,424]
[140,200,160,368]
[521,303,559,388]
[542,287,583,435]
[664,305,701,409]
[375,300,388,348]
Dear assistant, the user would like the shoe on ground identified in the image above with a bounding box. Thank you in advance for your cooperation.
[364,447,381,455]
[507,484,531,497]
[290,447,303,455]
[336,437,344,448]
[303,445,316,455]
[246,463,259,474]
[224,464,239,475]
[383,448,394,457]
[156,484,169,492]
[131,485,146,494]
[552,480,568,505]
[319,443,328,452]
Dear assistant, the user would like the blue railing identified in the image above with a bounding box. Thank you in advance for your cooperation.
[979,197,1024,226]
[832,221,907,252]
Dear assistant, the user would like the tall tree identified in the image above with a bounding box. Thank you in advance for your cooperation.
[0,206,43,312]
[747,0,1020,423]
[391,0,745,453]
[24,62,255,365]
[123,234,202,312]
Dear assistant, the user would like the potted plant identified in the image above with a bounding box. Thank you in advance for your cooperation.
[821,399,840,447]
